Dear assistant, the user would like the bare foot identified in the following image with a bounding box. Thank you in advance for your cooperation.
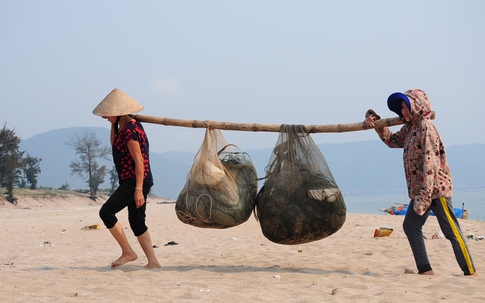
[111,252,138,268]
[143,261,162,269]
[419,270,435,275]
[467,272,478,276]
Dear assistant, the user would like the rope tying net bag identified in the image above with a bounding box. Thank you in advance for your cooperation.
[254,125,346,244]
[175,128,258,228]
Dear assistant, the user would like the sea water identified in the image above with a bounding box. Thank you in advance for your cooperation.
[343,188,485,221]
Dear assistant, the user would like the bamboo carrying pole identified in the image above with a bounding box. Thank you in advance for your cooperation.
[131,111,435,133]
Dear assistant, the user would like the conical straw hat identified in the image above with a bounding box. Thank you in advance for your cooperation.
[92,88,144,116]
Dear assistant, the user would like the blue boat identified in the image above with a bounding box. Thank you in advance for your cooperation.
[382,203,467,219]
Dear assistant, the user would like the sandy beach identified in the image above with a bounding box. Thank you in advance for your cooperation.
[1,195,484,303]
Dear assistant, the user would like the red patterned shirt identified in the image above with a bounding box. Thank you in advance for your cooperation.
[112,120,153,187]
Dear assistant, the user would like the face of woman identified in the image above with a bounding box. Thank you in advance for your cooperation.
[401,101,411,122]
[103,116,118,123]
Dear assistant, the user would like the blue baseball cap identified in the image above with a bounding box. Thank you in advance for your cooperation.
[387,92,411,117]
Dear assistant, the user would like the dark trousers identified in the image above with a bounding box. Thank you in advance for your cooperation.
[99,182,150,237]
[403,197,476,275]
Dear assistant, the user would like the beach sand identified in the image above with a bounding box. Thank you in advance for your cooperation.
[1,195,484,303]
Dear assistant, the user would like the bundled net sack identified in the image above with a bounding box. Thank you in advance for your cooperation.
[254,125,346,244]
[176,128,258,228]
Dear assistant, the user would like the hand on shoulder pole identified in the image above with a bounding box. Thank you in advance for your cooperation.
[364,109,381,127]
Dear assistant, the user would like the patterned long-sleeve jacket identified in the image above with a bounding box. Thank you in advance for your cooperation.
[375,89,453,215]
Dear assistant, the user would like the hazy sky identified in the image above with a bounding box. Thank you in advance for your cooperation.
[1,1,484,153]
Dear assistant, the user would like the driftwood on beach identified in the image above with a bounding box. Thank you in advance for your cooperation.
[131,112,435,133]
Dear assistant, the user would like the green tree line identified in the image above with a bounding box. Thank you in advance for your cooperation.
[1,123,114,203]
[0,123,42,203]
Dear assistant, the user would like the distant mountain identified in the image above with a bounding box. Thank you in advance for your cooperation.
[19,127,190,199]
[19,127,113,191]
[445,143,485,190]
[19,127,485,200]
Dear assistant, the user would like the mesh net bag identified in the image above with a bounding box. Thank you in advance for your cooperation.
[254,125,346,244]
[176,128,258,229]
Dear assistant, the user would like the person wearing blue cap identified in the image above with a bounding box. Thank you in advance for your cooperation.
[364,89,477,276]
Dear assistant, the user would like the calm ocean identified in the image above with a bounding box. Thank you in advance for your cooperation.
[343,188,485,221]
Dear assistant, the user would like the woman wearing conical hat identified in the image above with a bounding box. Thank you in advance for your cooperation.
[93,88,161,269]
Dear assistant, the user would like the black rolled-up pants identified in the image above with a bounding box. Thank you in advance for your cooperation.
[99,182,150,237]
